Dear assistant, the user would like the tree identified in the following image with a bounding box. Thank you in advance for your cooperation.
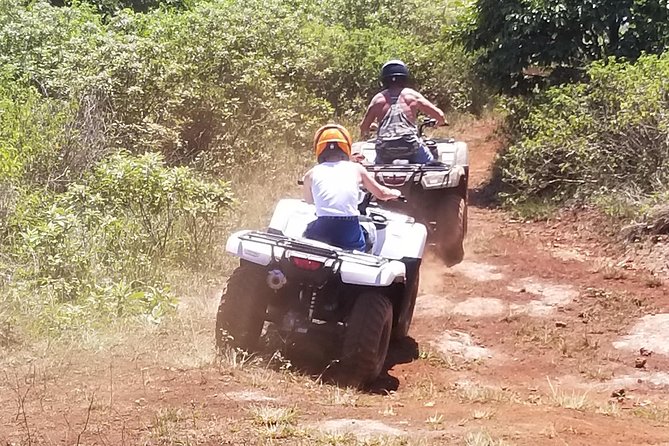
[463,0,669,90]
[48,0,188,15]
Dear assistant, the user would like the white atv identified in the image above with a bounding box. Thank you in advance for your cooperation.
[216,192,427,387]
[352,118,468,266]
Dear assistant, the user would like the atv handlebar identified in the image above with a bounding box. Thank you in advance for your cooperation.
[418,117,441,137]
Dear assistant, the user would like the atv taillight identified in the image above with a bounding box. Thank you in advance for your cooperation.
[290,256,323,271]
[380,173,408,186]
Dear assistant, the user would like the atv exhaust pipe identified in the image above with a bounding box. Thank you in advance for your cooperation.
[267,270,287,290]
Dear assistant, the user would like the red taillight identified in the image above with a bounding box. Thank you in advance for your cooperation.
[381,174,407,186]
[290,256,323,271]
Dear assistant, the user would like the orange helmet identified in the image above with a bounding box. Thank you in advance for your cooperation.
[313,124,352,160]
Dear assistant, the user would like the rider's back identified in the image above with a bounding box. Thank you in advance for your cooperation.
[310,161,360,217]
[376,88,421,125]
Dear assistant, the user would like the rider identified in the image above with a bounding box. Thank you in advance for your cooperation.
[302,124,401,251]
[359,59,448,164]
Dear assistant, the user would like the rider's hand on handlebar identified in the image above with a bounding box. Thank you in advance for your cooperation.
[351,152,366,163]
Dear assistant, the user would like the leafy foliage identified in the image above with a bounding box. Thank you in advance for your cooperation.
[463,0,669,89]
[0,0,483,337]
[4,152,232,332]
[501,54,669,206]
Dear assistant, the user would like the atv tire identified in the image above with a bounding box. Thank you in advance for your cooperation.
[436,192,466,266]
[339,293,393,388]
[215,264,271,352]
[391,272,419,341]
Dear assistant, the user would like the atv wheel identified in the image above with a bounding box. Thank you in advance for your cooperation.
[339,293,393,387]
[215,264,271,352]
[391,272,419,341]
[436,192,466,266]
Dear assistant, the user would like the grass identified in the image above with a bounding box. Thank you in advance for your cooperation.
[325,386,360,407]
[596,401,622,417]
[417,347,471,371]
[506,198,559,222]
[407,374,450,402]
[577,362,614,382]
[425,412,444,427]
[471,409,495,420]
[2,131,668,445]
[546,378,590,411]
[250,405,298,426]
[249,405,302,439]
[464,430,511,446]
[452,381,518,404]
[631,405,669,423]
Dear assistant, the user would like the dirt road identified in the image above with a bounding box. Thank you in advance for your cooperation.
[2,120,668,445]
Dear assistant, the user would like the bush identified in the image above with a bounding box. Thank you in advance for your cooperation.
[0,0,484,338]
[501,54,669,207]
[3,152,232,333]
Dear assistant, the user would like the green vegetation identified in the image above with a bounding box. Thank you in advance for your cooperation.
[500,54,669,218]
[458,1,669,223]
[3,0,669,343]
[463,0,669,89]
[0,0,481,342]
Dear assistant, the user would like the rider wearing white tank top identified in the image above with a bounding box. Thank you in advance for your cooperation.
[302,124,401,251]
[310,161,360,217]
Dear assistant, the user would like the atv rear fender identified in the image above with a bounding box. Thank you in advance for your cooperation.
[225,230,407,287]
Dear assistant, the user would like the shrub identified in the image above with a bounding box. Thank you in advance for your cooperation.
[4,151,232,333]
[501,54,669,207]
[0,0,484,338]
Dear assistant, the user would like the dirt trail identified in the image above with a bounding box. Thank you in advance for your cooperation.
[2,119,669,445]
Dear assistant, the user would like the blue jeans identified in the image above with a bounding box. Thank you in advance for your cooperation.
[375,142,434,164]
[304,216,366,251]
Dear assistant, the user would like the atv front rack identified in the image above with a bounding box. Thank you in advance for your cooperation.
[238,231,387,268]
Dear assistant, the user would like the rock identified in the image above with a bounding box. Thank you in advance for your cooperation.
[635,357,647,369]
[611,389,625,398]
[555,321,567,328]
[640,347,653,357]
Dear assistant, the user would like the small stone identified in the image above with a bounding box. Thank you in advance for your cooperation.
[611,389,625,398]
[555,321,567,328]
[635,357,647,369]
[640,347,653,357]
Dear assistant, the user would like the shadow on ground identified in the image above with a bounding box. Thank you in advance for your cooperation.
[368,336,420,394]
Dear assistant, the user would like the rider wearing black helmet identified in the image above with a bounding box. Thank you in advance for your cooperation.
[360,59,447,164]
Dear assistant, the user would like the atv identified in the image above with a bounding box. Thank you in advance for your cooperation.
[351,118,468,266]
[215,192,427,387]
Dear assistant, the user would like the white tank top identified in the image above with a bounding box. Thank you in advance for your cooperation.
[311,161,361,217]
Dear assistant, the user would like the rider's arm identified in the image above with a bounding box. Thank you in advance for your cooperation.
[302,169,314,204]
[356,164,401,201]
[359,94,382,139]
[415,92,447,126]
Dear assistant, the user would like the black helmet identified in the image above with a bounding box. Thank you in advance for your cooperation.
[380,59,409,86]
